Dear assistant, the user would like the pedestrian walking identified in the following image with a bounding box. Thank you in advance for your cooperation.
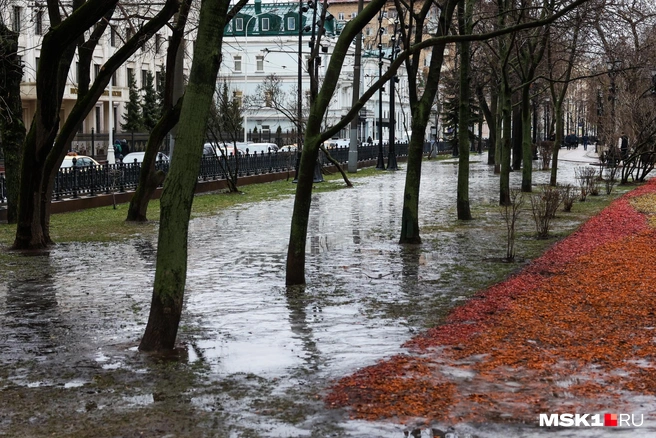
[582,134,589,151]
[620,132,629,161]
[428,135,438,159]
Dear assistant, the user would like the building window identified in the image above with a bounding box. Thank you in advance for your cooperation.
[13,6,22,32]
[256,55,264,72]
[111,71,117,87]
[95,106,101,132]
[233,90,243,106]
[35,57,40,73]
[235,17,243,32]
[351,12,357,19]
[156,70,163,93]
[126,27,134,40]
[110,27,117,47]
[155,33,162,54]
[35,10,43,35]
[127,68,134,85]
[261,17,270,31]
[94,63,101,81]
[233,55,242,73]
[338,12,344,20]
[264,91,272,107]
[287,17,295,31]
[141,70,148,87]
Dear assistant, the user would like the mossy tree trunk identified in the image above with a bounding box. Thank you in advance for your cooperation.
[399,0,456,244]
[0,24,26,224]
[286,0,388,285]
[140,0,240,351]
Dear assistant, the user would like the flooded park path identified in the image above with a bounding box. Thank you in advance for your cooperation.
[1,148,647,437]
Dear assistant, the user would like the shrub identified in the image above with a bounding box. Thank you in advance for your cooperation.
[530,185,563,239]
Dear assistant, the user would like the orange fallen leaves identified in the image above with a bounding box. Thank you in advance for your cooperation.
[326,179,656,425]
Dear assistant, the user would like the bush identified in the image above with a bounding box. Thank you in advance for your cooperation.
[575,166,599,201]
[530,185,563,239]
[500,189,523,261]
[560,184,575,212]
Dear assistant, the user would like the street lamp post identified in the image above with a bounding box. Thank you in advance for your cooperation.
[386,18,400,170]
[596,88,603,152]
[375,10,385,169]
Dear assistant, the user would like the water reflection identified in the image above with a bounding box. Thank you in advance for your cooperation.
[0,154,618,435]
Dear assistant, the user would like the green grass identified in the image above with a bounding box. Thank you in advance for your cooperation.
[0,166,385,246]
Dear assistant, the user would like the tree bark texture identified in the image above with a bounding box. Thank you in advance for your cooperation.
[399,0,456,244]
[140,0,233,351]
[500,85,512,206]
[456,0,472,221]
[521,85,533,192]
[0,25,26,224]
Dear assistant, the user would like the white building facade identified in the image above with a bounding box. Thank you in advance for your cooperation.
[2,0,186,155]
[220,0,410,145]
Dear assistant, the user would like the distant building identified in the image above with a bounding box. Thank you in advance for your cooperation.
[2,1,187,154]
[220,0,411,144]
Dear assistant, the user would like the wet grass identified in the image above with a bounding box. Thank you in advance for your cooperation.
[362,183,638,330]
[0,166,382,246]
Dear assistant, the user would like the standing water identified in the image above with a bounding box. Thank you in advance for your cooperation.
[2,150,645,437]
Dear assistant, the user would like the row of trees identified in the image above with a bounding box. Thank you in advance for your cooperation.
[1,0,656,351]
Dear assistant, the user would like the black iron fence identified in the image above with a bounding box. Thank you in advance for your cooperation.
[0,141,456,203]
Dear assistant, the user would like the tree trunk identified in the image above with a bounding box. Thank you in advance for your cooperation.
[499,83,512,206]
[13,0,177,249]
[399,1,456,244]
[127,101,181,221]
[128,1,191,221]
[139,0,234,351]
[285,0,388,285]
[512,105,522,171]
[521,85,533,192]
[0,25,26,224]
[477,85,496,166]
[456,0,472,220]
[550,106,564,186]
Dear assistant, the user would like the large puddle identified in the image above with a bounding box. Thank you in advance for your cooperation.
[2,152,649,436]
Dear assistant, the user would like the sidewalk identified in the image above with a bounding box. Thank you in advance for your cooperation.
[557,144,600,164]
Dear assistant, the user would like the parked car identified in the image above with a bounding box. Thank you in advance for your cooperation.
[122,151,169,164]
[203,142,244,157]
[279,144,298,153]
[60,153,100,168]
[244,143,278,155]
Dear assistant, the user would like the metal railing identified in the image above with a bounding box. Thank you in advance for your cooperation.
[0,141,451,203]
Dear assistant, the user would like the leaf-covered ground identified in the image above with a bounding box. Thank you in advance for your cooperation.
[326,179,656,426]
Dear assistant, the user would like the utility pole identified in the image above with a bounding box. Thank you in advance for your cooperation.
[347,0,364,173]
[387,18,400,170]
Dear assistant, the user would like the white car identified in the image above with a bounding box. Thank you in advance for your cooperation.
[122,151,169,164]
[60,154,100,168]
